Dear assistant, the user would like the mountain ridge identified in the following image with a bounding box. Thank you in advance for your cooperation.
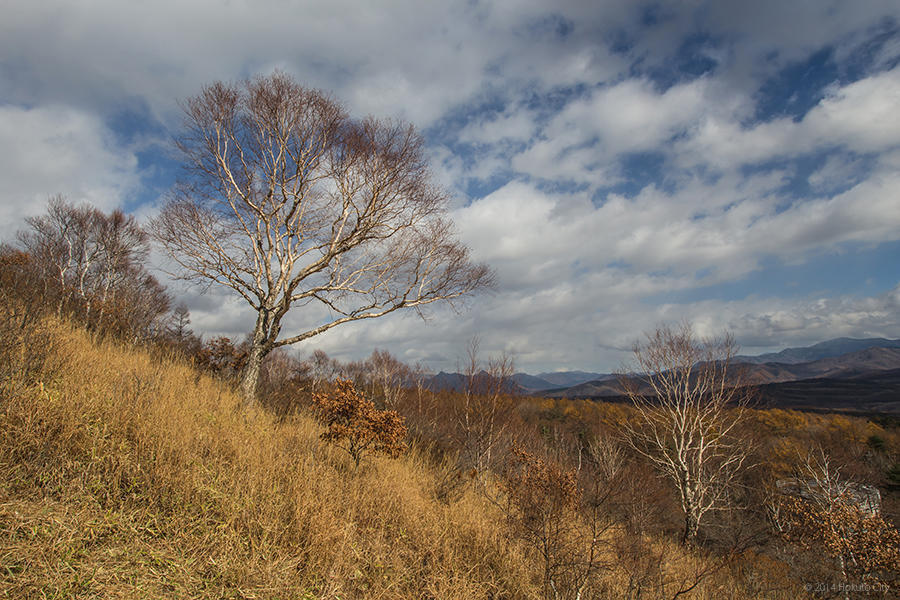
[734,337,900,365]
[426,337,900,413]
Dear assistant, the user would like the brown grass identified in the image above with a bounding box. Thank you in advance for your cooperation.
[0,318,807,599]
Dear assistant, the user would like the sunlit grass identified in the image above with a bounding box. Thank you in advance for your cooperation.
[0,318,806,598]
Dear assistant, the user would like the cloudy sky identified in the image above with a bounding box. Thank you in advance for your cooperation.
[2,0,900,374]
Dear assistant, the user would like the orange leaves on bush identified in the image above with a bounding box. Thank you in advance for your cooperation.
[504,447,578,516]
[779,493,900,585]
[313,379,407,467]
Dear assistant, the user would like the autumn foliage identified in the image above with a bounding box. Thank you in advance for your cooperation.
[313,379,408,467]
[778,492,900,587]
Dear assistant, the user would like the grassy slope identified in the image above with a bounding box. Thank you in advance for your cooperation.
[0,320,801,599]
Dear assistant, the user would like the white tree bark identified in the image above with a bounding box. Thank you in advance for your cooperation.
[620,323,751,544]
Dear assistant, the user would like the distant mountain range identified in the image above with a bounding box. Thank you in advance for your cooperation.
[734,337,900,365]
[428,370,612,394]
[426,337,900,414]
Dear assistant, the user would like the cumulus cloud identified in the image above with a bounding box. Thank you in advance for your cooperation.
[0,105,139,241]
[723,284,900,351]
[512,77,721,185]
[676,66,900,170]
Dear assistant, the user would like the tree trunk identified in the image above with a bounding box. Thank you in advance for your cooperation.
[239,309,275,407]
[683,511,700,545]
[240,345,265,407]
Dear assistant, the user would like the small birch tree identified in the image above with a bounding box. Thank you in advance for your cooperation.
[620,323,750,544]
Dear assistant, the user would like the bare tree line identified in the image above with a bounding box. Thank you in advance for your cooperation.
[14,195,170,341]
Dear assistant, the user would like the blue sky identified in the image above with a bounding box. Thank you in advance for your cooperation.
[1,0,899,373]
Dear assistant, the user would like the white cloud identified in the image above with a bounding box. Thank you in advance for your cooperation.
[0,104,139,242]
[676,66,900,170]
[512,77,719,184]
[723,284,900,351]
[807,153,865,193]
[804,67,900,152]
[458,107,539,145]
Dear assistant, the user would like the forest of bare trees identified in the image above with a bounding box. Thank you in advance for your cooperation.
[12,195,170,341]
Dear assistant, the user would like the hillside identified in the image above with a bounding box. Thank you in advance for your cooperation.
[2,318,813,599]
[735,337,900,364]
[540,346,900,413]
[0,321,535,598]
[742,347,900,384]
[436,339,900,399]
[754,368,900,414]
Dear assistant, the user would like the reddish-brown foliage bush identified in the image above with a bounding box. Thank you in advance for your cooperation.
[779,493,900,587]
[313,379,407,467]
[195,337,249,380]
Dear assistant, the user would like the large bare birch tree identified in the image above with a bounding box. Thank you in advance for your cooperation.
[620,323,750,544]
[152,72,493,404]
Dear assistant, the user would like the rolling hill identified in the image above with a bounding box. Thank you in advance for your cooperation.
[535,340,900,413]
[735,337,900,365]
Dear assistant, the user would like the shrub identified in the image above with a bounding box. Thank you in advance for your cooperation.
[313,379,407,467]
[501,446,609,599]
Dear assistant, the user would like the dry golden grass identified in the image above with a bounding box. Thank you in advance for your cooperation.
[0,320,535,598]
[0,318,806,599]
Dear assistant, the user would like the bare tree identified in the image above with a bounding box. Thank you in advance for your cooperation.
[92,209,150,330]
[456,337,517,474]
[620,323,750,544]
[410,360,434,419]
[18,197,168,338]
[19,195,99,315]
[168,303,193,341]
[364,348,410,408]
[151,72,493,405]
[304,349,342,394]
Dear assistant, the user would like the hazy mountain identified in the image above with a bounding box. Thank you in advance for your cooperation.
[511,373,560,392]
[430,370,609,393]
[428,339,900,406]
[537,371,610,387]
[735,337,900,365]
[542,378,628,398]
[428,371,526,394]
[541,344,900,413]
[426,371,467,393]
[741,347,900,384]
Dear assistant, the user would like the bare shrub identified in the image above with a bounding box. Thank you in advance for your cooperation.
[501,445,611,600]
